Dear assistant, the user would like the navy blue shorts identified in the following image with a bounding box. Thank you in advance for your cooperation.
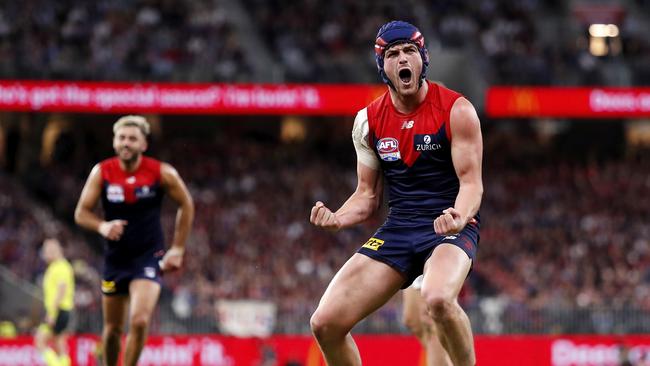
[53,310,71,335]
[101,254,162,296]
[357,214,479,289]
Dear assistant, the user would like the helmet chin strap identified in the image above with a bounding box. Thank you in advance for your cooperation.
[384,71,397,92]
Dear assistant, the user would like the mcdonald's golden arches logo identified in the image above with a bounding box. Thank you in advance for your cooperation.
[507,88,540,116]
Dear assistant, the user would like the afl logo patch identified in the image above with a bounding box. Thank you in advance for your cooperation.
[106,184,125,203]
[376,137,401,162]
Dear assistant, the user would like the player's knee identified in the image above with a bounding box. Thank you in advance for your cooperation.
[54,336,68,353]
[129,314,150,332]
[103,323,122,339]
[34,331,48,350]
[309,312,329,338]
[422,292,457,322]
[310,311,349,342]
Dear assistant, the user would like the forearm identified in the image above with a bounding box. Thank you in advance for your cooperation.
[53,286,65,311]
[170,203,194,249]
[45,303,57,318]
[454,182,483,223]
[334,191,380,229]
[74,208,104,233]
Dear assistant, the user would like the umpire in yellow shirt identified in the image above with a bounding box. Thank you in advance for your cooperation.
[35,238,75,366]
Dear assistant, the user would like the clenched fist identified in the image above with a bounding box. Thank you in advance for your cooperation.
[159,247,184,272]
[98,220,128,241]
[433,207,477,235]
[310,201,341,231]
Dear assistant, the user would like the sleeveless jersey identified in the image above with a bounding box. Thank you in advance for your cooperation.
[99,156,165,264]
[353,81,464,215]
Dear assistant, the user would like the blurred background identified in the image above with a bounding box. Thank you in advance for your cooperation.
[1,0,650,365]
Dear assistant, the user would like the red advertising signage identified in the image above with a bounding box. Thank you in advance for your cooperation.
[0,81,386,116]
[2,334,650,366]
[4,82,650,119]
[487,87,650,118]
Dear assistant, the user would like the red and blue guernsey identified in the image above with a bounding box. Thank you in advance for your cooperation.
[99,156,165,294]
[353,81,480,287]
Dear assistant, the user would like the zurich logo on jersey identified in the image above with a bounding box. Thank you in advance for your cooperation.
[377,137,401,162]
[135,185,156,199]
[415,134,442,151]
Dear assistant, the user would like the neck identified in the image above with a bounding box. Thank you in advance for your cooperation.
[49,255,62,263]
[389,80,428,114]
[119,155,142,172]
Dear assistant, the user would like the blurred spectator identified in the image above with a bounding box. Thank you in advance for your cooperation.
[1,0,650,334]
[2,116,649,334]
[0,0,250,82]
[2,0,648,85]
[0,320,16,338]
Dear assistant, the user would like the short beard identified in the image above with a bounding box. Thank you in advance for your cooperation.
[118,150,140,166]
[398,82,418,96]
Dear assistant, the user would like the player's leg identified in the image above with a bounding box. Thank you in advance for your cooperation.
[35,324,58,366]
[53,334,71,366]
[421,244,474,366]
[51,311,71,366]
[34,324,52,352]
[426,314,453,365]
[123,279,161,366]
[403,286,426,345]
[102,295,129,366]
[403,285,452,366]
[310,253,405,366]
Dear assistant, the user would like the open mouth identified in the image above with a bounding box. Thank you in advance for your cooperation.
[398,68,412,84]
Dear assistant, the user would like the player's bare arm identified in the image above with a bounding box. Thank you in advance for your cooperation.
[159,163,195,271]
[434,97,483,235]
[74,164,127,240]
[310,162,383,231]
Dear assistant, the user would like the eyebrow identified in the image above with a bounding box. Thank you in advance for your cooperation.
[386,44,417,54]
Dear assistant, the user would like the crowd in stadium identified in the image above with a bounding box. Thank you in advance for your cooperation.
[0,0,250,82]
[1,119,648,334]
[1,0,649,85]
[0,172,101,333]
[478,135,650,333]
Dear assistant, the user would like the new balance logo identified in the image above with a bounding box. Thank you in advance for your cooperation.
[401,120,415,129]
